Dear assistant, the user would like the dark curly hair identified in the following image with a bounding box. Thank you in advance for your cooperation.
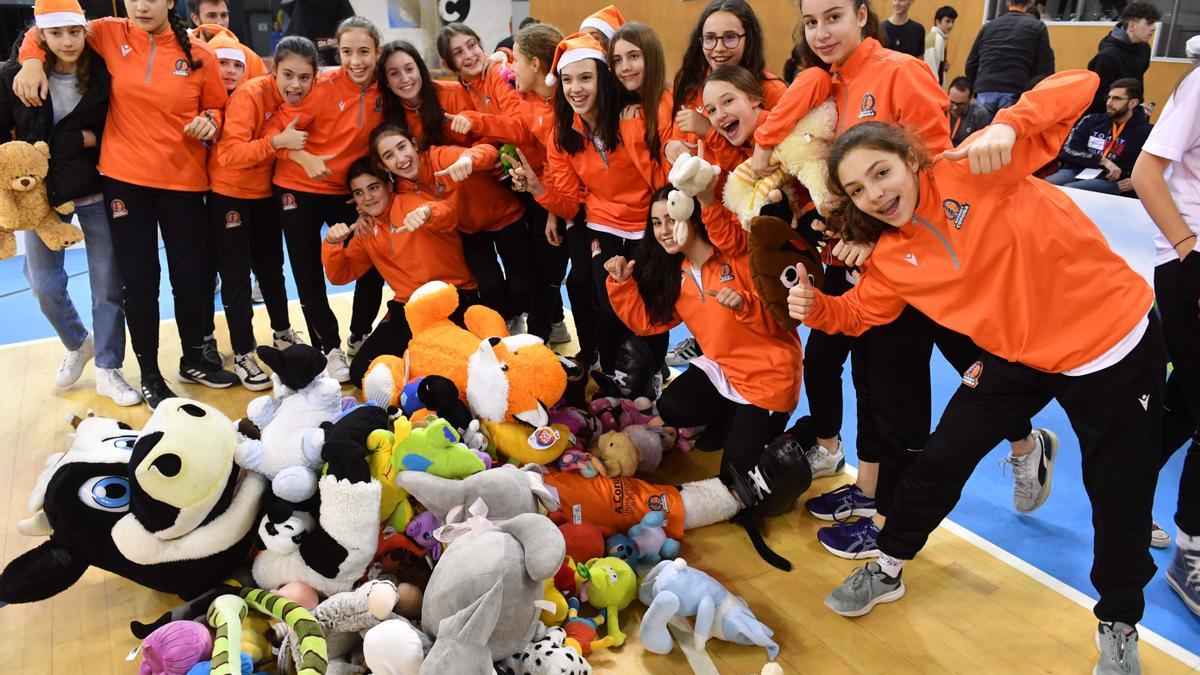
[826,122,929,244]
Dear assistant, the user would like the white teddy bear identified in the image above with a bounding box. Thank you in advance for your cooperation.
[666,151,720,245]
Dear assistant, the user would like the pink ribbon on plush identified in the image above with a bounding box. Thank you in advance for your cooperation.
[433,498,495,544]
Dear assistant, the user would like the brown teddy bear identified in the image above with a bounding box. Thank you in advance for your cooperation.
[0,140,82,260]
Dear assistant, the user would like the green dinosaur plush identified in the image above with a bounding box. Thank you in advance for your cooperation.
[578,556,638,647]
[391,418,486,479]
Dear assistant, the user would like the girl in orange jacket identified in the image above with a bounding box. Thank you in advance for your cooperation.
[377,40,532,335]
[207,36,315,391]
[14,0,235,407]
[322,124,486,386]
[761,0,1045,562]
[443,24,582,350]
[512,33,668,394]
[609,22,674,188]
[261,16,385,381]
[789,75,1163,666]
[606,184,808,569]
[665,0,787,165]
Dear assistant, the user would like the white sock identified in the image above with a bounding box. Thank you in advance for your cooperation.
[877,551,906,578]
[1177,530,1200,551]
[681,478,741,529]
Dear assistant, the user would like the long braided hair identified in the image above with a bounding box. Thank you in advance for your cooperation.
[168,11,202,70]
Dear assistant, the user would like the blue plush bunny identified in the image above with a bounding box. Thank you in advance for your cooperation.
[637,558,779,661]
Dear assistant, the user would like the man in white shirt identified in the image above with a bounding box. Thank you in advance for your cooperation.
[924,5,957,85]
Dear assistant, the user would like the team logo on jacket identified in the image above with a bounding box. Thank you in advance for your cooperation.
[338,100,347,111]
[172,59,189,76]
[943,199,970,229]
[120,44,132,57]
[858,93,877,119]
[962,360,983,388]
[110,199,128,218]
[719,263,734,282]
[647,493,670,512]
[281,193,298,211]
[591,239,601,258]
[224,211,242,229]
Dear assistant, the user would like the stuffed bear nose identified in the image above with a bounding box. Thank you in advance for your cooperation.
[19,178,31,187]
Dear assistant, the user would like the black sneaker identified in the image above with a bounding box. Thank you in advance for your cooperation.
[726,422,814,517]
[179,355,239,389]
[201,335,225,368]
[140,374,178,410]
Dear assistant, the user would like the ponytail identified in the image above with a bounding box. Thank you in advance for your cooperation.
[169,12,202,70]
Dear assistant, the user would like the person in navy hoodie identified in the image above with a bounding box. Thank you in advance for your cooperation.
[1045,77,1151,197]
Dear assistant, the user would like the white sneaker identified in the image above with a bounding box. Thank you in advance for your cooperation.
[346,333,366,357]
[665,336,701,367]
[548,320,572,345]
[273,328,305,350]
[95,368,142,406]
[1151,522,1171,549]
[1002,428,1058,514]
[326,347,351,383]
[55,333,95,387]
[506,313,528,335]
[805,440,846,479]
[234,352,272,391]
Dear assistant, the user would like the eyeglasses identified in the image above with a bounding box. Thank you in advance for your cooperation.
[701,32,745,50]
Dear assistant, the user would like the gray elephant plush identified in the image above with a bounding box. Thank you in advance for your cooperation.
[420,507,565,673]
[397,464,559,525]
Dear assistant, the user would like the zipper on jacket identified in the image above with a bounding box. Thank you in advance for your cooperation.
[912,215,960,269]
[144,36,155,83]
[358,88,366,128]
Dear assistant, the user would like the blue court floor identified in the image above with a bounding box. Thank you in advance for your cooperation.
[2,185,1197,658]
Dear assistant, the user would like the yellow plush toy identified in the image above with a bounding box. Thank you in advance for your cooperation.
[363,281,567,428]
[722,99,840,225]
[0,141,82,260]
[481,419,573,466]
[365,421,415,529]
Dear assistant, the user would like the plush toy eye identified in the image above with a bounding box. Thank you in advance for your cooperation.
[78,475,131,512]
[779,265,801,289]
[606,568,619,584]
[106,434,138,451]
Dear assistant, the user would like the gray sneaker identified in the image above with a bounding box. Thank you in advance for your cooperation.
[1002,427,1058,514]
[805,440,846,479]
[824,561,905,617]
[548,320,572,345]
[1095,622,1140,675]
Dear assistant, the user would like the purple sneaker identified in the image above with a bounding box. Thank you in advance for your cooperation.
[817,517,880,560]
[805,483,877,522]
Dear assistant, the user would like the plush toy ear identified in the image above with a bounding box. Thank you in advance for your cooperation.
[396,471,466,523]
[0,540,89,604]
[498,513,566,581]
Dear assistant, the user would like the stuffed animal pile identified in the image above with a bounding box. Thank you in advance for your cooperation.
[0,277,797,672]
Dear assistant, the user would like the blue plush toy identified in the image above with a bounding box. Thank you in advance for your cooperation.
[638,558,779,661]
[604,511,680,568]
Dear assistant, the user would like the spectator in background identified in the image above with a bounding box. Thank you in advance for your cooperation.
[189,0,229,28]
[947,77,990,146]
[281,0,355,65]
[1085,2,1160,116]
[924,5,956,85]
[966,0,1054,117]
[496,16,539,52]
[1189,35,1200,62]
[883,0,925,57]
[1046,78,1151,197]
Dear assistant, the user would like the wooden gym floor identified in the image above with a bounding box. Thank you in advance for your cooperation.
[0,295,1195,674]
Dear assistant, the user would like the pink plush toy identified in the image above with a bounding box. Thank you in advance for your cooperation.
[139,620,213,675]
[273,581,320,610]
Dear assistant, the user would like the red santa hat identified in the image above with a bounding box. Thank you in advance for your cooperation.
[579,5,626,40]
[34,0,87,28]
[545,32,608,88]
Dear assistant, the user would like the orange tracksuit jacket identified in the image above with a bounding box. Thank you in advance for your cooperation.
[320,145,488,302]
[608,203,803,411]
[757,39,950,152]
[537,112,657,236]
[806,71,1153,373]
[265,67,384,194]
[210,74,280,199]
[401,80,524,234]
[20,18,228,192]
